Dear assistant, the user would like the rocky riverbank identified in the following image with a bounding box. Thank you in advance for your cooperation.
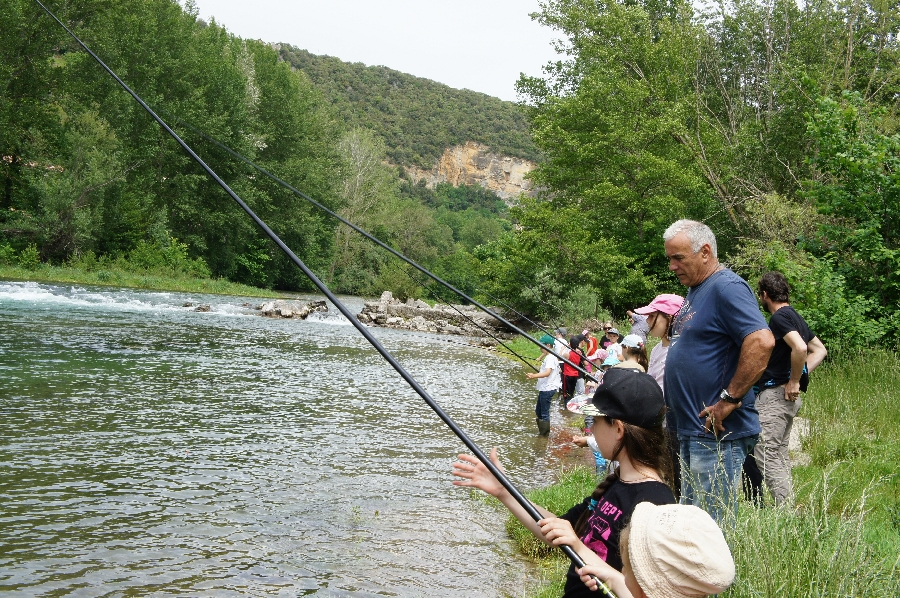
[356,291,515,339]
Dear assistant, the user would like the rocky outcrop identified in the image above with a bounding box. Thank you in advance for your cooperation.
[405,142,535,201]
[356,291,514,338]
[256,299,328,319]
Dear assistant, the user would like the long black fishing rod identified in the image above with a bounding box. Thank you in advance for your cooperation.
[167,114,598,383]
[33,2,613,594]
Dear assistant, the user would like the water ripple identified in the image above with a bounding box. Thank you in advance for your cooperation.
[0,282,578,596]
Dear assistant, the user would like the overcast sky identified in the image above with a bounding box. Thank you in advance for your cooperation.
[186,0,564,102]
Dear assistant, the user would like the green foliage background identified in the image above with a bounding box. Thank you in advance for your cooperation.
[3,0,900,350]
[477,0,900,349]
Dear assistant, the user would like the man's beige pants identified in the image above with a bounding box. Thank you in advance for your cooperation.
[754,385,801,505]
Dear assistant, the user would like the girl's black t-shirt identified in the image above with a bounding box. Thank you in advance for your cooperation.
[559,479,675,597]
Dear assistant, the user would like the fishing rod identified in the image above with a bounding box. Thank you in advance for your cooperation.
[32,2,614,594]
[166,113,599,383]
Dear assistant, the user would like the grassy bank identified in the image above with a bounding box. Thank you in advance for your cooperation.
[0,263,280,298]
[493,348,900,597]
[0,240,284,297]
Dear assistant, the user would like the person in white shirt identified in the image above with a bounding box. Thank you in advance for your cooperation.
[526,334,561,436]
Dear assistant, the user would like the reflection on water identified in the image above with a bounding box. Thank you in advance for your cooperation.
[0,281,585,596]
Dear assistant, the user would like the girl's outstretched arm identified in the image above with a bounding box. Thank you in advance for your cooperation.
[577,563,632,597]
[451,447,555,540]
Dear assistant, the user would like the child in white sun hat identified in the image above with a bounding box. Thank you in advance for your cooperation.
[577,501,735,597]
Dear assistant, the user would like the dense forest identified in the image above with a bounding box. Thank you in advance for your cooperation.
[277,45,541,167]
[473,0,900,348]
[0,0,516,298]
[3,0,900,348]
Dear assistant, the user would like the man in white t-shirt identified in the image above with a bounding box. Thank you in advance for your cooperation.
[526,334,561,436]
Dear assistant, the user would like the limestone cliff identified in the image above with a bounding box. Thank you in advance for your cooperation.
[405,142,535,201]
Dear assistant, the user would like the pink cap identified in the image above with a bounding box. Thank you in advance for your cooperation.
[634,293,685,316]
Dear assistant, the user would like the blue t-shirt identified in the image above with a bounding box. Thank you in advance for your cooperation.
[664,269,767,439]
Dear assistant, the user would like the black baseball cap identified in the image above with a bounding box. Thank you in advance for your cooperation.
[582,368,665,428]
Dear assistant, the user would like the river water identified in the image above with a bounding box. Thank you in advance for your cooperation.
[0,281,584,597]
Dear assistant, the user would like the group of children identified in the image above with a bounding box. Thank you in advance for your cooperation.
[452,294,736,598]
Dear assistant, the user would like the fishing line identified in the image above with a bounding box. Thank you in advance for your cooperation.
[383,257,540,372]
[32,2,614,593]
[166,111,598,382]
[475,285,559,340]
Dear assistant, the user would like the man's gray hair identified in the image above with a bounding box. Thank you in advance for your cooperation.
[663,219,717,258]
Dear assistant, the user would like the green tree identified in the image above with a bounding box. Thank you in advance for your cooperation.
[327,128,401,292]
[805,92,900,334]
[17,108,127,261]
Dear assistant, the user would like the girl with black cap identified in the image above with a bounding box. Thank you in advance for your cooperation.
[452,369,675,597]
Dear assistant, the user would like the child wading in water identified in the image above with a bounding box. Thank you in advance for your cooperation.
[452,369,675,597]
[577,502,735,598]
[526,334,561,436]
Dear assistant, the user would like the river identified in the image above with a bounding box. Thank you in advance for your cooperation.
[0,281,585,597]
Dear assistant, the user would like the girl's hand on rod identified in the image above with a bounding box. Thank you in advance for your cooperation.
[537,517,579,549]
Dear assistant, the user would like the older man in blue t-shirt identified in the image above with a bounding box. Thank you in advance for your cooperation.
[663,220,774,523]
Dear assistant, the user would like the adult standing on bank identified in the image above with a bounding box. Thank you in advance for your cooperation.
[754,271,828,505]
[626,310,650,344]
[663,220,774,522]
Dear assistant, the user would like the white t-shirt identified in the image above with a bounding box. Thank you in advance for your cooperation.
[647,343,669,393]
[537,354,561,392]
[606,343,622,360]
[553,338,570,360]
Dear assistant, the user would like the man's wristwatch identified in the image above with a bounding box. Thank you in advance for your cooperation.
[719,388,742,404]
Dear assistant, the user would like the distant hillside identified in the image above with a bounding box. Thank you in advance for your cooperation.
[275,45,541,168]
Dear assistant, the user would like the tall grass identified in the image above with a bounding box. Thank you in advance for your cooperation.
[493,349,900,597]
[726,473,900,597]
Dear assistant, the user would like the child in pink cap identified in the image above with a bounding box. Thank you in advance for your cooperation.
[633,293,684,498]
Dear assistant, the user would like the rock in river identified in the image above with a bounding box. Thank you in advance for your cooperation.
[256,299,328,319]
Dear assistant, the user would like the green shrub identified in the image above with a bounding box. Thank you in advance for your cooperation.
[750,245,884,349]
[67,250,99,272]
[125,236,211,278]
[18,244,41,270]
[235,248,273,288]
[0,243,15,265]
